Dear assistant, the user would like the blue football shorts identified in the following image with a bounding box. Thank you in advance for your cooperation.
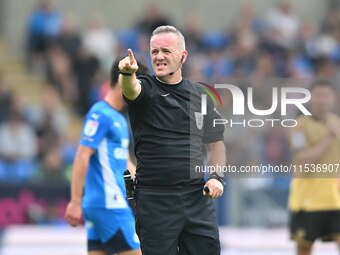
[83,207,140,253]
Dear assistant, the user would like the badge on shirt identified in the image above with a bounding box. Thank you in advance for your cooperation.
[84,119,99,137]
[195,112,203,130]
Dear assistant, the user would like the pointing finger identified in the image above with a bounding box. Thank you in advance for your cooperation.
[127,48,135,64]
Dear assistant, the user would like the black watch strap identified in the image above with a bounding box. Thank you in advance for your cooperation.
[209,173,226,185]
[118,70,133,76]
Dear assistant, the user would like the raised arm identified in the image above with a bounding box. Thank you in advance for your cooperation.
[118,49,142,100]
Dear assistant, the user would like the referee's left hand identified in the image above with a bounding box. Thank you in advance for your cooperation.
[203,179,224,198]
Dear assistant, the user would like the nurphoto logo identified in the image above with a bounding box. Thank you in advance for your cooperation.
[200,83,312,128]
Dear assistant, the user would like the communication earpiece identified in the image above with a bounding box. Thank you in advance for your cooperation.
[168,55,185,76]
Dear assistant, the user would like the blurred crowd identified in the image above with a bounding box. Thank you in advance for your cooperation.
[0,0,339,192]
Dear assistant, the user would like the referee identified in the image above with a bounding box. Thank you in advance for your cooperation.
[118,25,226,255]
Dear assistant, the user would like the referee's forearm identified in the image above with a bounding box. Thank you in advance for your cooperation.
[119,74,140,100]
[206,141,226,175]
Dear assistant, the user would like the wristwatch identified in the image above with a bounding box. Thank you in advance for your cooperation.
[209,173,226,185]
[118,70,133,76]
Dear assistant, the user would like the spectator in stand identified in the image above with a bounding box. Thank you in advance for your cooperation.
[26,0,62,72]
[55,14,82,64]
[265,1,300,49]
[82,13,117,71]
[320,8,340,35]
[36,109,61,160]
[29,85,69,136]
[46,44,76,103]
[0,72,13,123]
[135,4,173,35]
[73,47,100,116]
[31,145,68,185]
[0,94,38,182]
[182,13,204,54]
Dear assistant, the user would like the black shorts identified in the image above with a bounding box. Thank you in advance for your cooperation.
[134,185,220,255]
[290,210,340,244]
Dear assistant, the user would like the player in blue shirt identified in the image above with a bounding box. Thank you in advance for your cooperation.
[65,58,149,255]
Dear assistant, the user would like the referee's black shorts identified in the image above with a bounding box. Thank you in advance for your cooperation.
[134,185,220,255]
[290,210,340,244]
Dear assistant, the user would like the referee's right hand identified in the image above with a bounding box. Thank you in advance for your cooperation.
[203,178,224,199]
[119,49,139,75]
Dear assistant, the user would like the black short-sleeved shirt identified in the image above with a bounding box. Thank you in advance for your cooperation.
[124,75,224,187]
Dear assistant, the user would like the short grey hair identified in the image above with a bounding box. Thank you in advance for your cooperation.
[151,25,186,50]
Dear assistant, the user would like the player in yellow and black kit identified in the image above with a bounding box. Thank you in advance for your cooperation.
[289,80,340,255]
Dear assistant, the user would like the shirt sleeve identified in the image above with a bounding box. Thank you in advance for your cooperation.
[123,75,151,105]
[79,112,110,149]
[203,95,225,144]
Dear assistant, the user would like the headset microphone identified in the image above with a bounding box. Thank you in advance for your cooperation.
[168,55,184,76]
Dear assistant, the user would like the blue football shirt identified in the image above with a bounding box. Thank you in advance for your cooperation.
[80,101,130,209]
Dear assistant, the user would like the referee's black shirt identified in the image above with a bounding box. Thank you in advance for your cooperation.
[124,75,224,187]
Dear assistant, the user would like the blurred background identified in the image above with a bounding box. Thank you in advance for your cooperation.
[0,0,339,254]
